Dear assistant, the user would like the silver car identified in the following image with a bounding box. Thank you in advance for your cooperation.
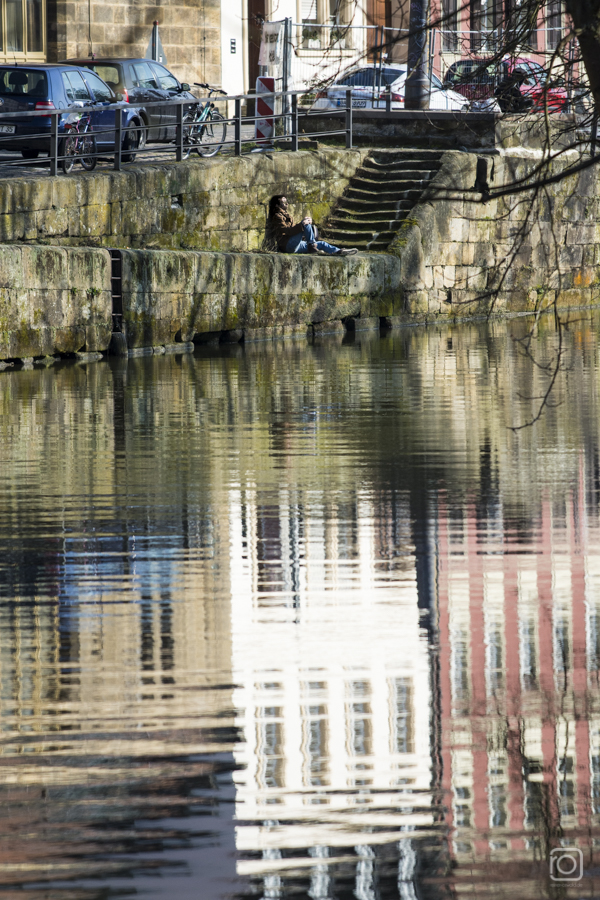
[312,64,469,111]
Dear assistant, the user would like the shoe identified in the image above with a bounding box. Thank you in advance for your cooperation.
[308,243,326,255]
[338,248,358,256]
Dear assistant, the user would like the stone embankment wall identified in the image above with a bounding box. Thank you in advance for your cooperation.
[0,245,110,360]
[120,250,402,348]
[393,149,600,318]
[0,246,401,360]
[1,145,600,361]
[0,149,367,252]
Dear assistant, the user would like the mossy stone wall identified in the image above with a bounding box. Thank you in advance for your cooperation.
[0,245,111,359]
[0,149,368,252]
[391,150,600,320]
[120,249,403,347]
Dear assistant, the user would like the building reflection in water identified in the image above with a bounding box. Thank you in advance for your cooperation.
[229,485,439,898]
[2,320,600,897]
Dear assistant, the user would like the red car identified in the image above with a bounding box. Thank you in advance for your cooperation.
[443,57,568,111]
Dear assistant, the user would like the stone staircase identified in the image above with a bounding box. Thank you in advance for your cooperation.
[323,149,445,251]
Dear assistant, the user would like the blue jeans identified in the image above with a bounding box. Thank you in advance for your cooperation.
[285,223,339,255]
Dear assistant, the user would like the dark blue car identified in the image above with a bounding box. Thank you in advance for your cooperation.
[0,64,143,162]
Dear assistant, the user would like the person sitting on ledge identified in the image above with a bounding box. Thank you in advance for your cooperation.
[268,195,357,256]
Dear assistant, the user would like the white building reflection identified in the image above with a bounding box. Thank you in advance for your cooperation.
[228,486,434,890]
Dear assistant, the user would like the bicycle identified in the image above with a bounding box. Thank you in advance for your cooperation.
[182,83,227,158]
[60,105,96,174]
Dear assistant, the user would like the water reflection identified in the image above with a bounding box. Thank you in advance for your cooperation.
[1,316,600,896]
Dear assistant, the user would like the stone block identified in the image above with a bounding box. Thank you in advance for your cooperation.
[353,316,380,331]
[449,218,469,243]
[558,245,584,271]
[310,319,344,335]
[443,266,456,288]
[566,223,598,245]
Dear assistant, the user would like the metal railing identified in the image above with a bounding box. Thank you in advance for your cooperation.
[0,88,358,176]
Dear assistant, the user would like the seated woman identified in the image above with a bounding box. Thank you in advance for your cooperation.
[268,195,357,256]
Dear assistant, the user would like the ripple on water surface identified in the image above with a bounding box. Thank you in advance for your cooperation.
[0,317,598,898]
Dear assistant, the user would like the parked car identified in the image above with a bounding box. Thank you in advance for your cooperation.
[312,64,469,110]
[0,64,143,160]
[443,58,568,112]
[63,58,197,146]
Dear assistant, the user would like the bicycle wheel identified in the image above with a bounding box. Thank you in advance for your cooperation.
[60,134,77,174]
[80,132,97,171]
[182,112,201,159]
[198,112,226,158]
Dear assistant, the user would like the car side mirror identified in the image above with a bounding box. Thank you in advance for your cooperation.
[180,83,190,92]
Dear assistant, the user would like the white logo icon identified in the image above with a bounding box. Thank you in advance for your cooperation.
[549,847,583,881]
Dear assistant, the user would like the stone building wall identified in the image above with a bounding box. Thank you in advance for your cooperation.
[46,0,221,87]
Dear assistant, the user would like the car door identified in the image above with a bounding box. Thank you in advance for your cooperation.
[130,62,163,140]
[81,69,118,149]
[150,63,182,140]
[61,70,93,136]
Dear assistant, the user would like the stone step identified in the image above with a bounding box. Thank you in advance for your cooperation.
[364,159,441,180]
[329,237,394,251]
[327,215,405,232]
[326,228,398,248]
[321,148,441,251]
[352,173,434,190]
[345,186,426,203]
[367,149,444,160]
[338,195,420,212]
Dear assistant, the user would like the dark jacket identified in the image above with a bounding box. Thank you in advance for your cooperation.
[270,208,303,251]
[494,78,532,113]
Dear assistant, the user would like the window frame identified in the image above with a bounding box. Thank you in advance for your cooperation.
[0,0,46,63]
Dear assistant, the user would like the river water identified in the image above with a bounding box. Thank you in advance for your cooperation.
[1,313,599,899]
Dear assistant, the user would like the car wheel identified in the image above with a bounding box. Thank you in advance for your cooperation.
[21,149,39,160]
[121,120,141,163]
[138,120,148,151]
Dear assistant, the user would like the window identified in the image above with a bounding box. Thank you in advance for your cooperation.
[0,0,44,58]
[132,62,158,89]
[26,0,41,51]
[64,70,91,102]
[6,0,22,51]
[83,70,114,102]
[547,0,562,48]
[0,67,46,95]
[151,63,179,91]
[90,65,121,90]
[442,0,459,50]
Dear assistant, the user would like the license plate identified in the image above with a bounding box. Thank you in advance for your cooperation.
[352,100,367,108]
[0,125,15,134]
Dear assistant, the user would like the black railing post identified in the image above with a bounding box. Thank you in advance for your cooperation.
[50,111,58,177]
[291,93,298,151]
[345,88,352,149]
[114,108,122,171]
[176,102,184,161]
[386,84,391,113]
[235,98,242,156]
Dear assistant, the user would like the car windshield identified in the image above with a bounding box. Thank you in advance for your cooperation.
[446,61,495,84]
[0,68,48,97]
[336,67,405,88]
